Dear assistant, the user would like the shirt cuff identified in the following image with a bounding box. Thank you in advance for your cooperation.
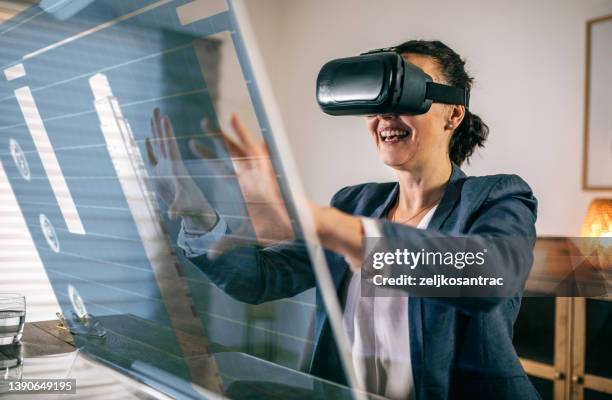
[361,217,383,238]
[343,217,382,269]
[177,216,229,258]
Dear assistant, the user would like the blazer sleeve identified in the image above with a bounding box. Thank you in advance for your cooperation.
[187,239,316,305]
[375,174,538,315]
[184,183,366,304]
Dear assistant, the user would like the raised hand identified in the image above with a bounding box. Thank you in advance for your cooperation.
[145,108,218,232]
[190,113,294,243]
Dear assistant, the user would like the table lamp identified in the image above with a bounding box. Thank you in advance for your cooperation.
[582,199,612,237]
[581,199,611,269]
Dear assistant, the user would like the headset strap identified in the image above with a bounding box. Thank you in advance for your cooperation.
[426,82,470,108]
[362,47,471,108]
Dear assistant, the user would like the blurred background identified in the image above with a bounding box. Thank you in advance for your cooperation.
[246,0,611,236]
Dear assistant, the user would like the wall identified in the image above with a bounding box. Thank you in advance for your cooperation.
[245,0,612,236]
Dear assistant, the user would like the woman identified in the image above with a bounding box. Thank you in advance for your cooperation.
[146,40,539,400]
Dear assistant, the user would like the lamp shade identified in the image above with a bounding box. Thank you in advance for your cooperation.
[581,199,612,237]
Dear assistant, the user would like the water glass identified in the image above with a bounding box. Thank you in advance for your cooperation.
[0,294,26,346]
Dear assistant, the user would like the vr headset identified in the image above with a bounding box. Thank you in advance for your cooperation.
[316,48,469,116]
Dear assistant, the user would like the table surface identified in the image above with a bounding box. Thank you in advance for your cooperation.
[1,319,160,399]
[21,320,76,357]
[2,317,358,400]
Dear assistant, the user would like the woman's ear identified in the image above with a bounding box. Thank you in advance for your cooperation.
[445,105,466,131]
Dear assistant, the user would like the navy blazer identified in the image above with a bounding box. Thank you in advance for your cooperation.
[189,164,540,400]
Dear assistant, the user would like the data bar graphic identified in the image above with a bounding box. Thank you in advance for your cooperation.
[14,86,86,235]
[3,63,26,81]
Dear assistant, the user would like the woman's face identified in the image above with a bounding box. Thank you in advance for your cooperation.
[366,53,454,170]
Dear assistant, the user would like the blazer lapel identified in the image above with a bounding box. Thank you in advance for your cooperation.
[331,182,400,291]
[371,182,400,218]
[427,163,466,230]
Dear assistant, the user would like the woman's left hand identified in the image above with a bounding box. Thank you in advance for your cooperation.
[191,114,294,244]
[188,112,367,261]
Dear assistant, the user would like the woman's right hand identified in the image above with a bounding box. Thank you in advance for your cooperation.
[145,108,219,232]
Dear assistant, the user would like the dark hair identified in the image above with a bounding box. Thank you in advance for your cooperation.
[394,40,489,166]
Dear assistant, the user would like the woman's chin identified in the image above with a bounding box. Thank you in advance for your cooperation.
[378,149,416,168]
[380,155,413,169]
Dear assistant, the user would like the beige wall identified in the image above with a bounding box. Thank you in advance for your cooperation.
[245,0,612,236]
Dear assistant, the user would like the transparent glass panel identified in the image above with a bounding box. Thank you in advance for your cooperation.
[0,1,350,398]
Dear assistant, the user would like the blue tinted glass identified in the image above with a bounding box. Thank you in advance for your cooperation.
[0,2,352,398]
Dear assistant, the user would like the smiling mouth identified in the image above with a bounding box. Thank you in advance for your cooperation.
[378,128,412,143]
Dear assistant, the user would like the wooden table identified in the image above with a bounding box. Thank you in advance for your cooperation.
[20,320,76,357]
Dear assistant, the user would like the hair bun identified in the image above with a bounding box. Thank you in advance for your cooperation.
[394,40,489,165]
[449,110,489,165]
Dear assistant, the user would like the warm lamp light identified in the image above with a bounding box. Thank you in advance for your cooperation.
[580,199,611,269]
[582,199,612,237]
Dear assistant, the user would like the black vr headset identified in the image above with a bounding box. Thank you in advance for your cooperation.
[316,48,470,116]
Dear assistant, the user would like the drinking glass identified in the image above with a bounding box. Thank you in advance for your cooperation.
[0,294,26,346]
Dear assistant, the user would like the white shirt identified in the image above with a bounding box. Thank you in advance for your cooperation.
[343,206,438,400]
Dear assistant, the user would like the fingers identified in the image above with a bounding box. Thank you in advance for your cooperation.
[162,116,180,160]
[153,108,167,158]
[149,118,161,162]
[151,108,182,161]
[189,139,216,160]
[223,134,248,158]
[200,114,262,159]
[149,110,267,163]
[230,113,260,154]
[230,114,272,159]
[145,138,157,166]
[216,113,266,159]
[197,117,247,159]
[200,118,219,135]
